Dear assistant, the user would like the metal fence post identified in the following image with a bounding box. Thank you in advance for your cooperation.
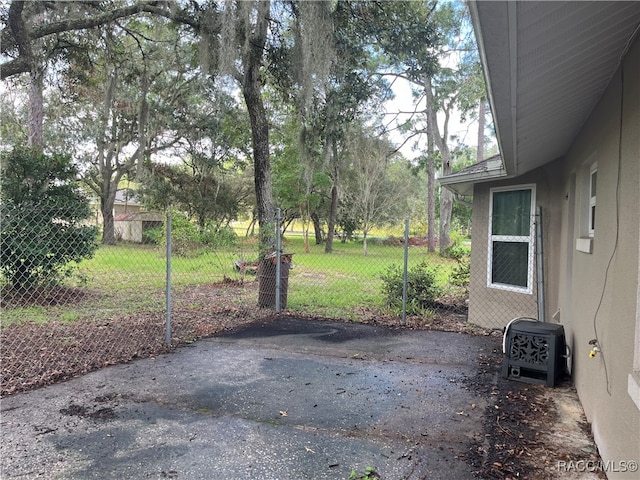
[165,211,172,346]
[275,208,282,313]
[536,206,545,322]
[402,218,409,325]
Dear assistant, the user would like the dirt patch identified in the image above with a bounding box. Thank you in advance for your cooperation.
[0,282,266,397]
[461,347,602,480]
[1,285,98,308]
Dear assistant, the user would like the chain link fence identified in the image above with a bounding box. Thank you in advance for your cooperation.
[2,204,543,396]
[466,208,543,329]
[0,204,262,396]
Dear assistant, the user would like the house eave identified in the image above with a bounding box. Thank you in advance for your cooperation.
[439,155,508,196]
[467,0,517,177]
[440,168,508,197]
[468,0,640,177]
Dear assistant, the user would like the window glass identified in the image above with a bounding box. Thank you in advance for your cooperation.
[491,241,529,287]
[488,186,535,292]
[491,189,532,236]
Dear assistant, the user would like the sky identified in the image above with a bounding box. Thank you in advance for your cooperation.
[384,77,482,161]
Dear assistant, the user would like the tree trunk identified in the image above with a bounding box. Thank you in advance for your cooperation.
[362,228,368,256]
[241,1,274,256]
[93,70,120,246]
[325,139,339,254]
[311,211,323,245]
[439,187,453,252]
[303,210,310,253]
[243,70,274,254]
[100,194,117,245]
[99,173,120,245]
[426,115,436,253]
[245,209,257,237]
[438,164,454,253]
[477,100,485,163]
[28,67,44,148]
[425,75,453,254]
[325,180,338,253]
[8,1,44,148]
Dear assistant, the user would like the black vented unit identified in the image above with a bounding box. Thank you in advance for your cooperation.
[502,320,567,387]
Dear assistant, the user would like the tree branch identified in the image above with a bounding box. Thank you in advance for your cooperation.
[0,57,30,79]
[1,1,202,79]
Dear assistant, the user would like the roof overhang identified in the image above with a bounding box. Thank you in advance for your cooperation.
[442,1,640,193]
[439,154,506,197]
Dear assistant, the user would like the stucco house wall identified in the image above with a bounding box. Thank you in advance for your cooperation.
[92,191,163,243]
[468,166,564,329]
[556,38,639,473]
[466,36,639,476]
[92,190,141,226]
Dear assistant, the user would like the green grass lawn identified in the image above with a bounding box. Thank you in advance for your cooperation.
[1,236,461,325]
[281,236,455,318]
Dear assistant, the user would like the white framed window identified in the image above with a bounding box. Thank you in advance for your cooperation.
[589,163,597,237]
[487,185,536,293]
[576,154,597,253]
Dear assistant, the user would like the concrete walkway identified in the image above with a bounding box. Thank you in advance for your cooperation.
[1,317,507,479]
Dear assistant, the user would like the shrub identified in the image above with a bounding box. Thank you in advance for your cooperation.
[450,255,470,288]
[206,225,238,249]
[382,235,403,247]
[169,213,204,256]
[365,235,386,246]
[444,230,471,259]
[0,147,98,290]
[142,225,164,245]
[445,232,471,289]
[380,261,442,315]
[147,212,238,256]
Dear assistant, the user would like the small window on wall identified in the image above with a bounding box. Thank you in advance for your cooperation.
[589,164,597,237]
[576,155,597,253]
[487,185,536,293]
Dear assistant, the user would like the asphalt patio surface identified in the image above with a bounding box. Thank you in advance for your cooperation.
[0,317,599,480]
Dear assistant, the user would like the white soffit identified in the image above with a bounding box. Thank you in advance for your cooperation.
[472,1,640,176]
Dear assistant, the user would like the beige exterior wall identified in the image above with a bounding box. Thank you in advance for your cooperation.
[556,37,639,476]
[114,220,143,243]
[468,37,639,475]
[468,166,564,329]
[114,213,164,243]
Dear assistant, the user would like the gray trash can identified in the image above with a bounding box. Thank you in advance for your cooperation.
[258,253,293,308]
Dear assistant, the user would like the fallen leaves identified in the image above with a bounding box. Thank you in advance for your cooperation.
[1,283,264,397]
